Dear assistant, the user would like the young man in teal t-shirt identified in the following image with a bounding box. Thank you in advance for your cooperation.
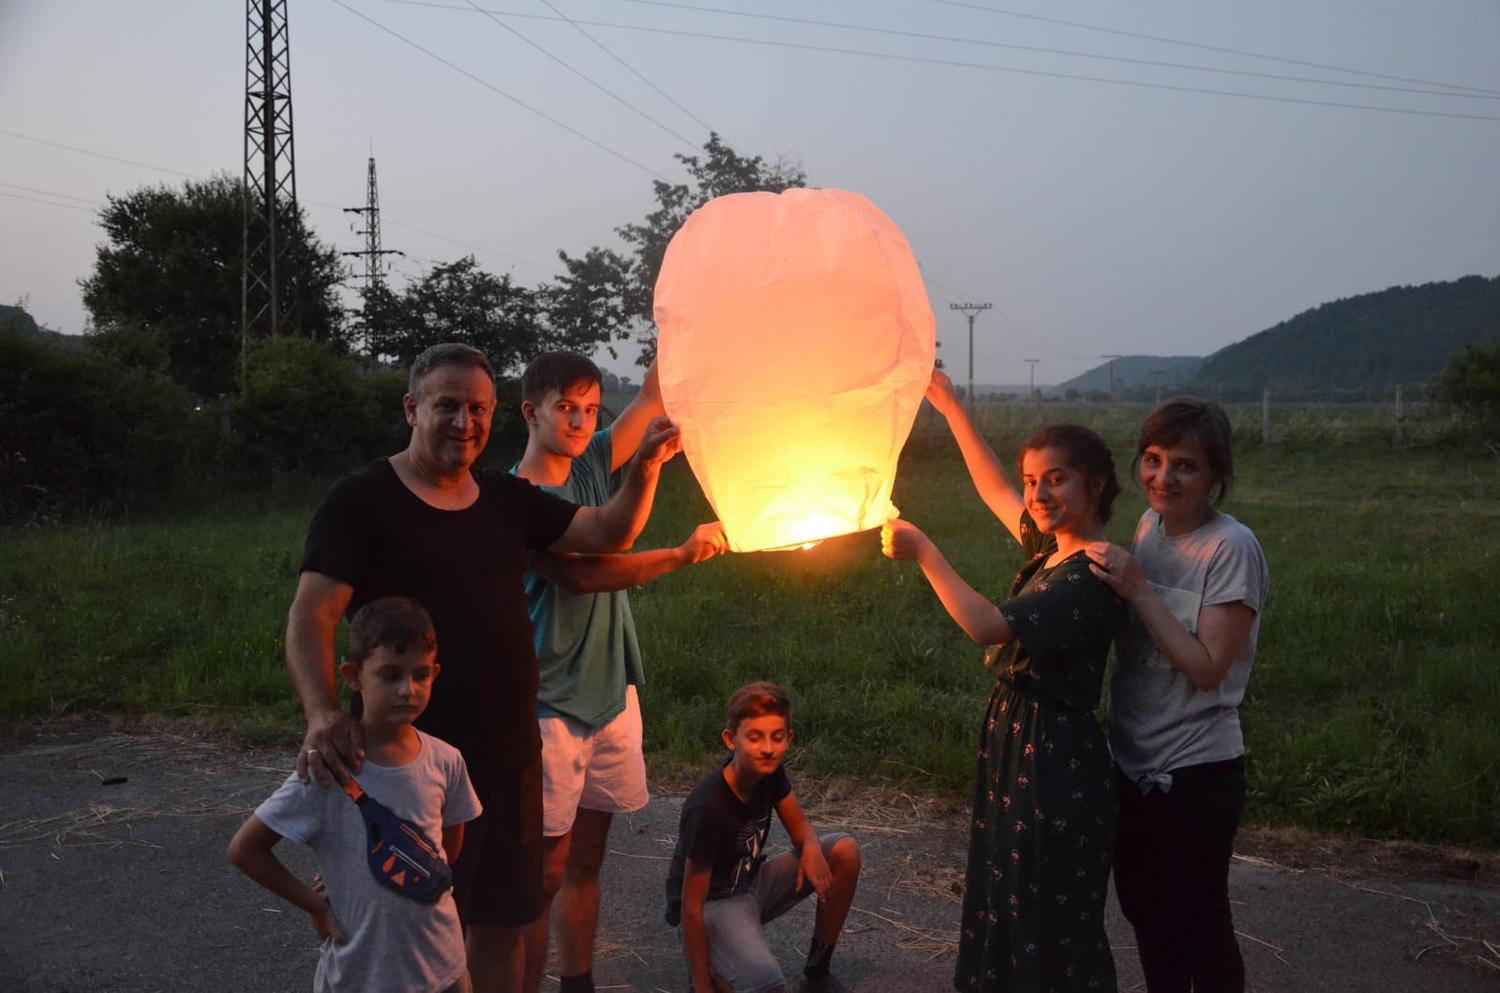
[512,352,726,993]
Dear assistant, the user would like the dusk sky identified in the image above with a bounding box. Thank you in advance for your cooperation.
[3,0,1497,384]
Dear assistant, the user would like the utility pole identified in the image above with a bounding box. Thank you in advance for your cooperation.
[1024,358,1041,405]
[343,154,403,354]
[1101,354,1124,402]
[949,302,993,411]
[240,0,300,393]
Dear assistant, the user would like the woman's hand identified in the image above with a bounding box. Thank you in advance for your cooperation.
[1085,542,1145,600]
[881,518,931,562]
[925,369,960,417]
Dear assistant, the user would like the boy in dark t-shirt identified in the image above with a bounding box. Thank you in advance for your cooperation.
[665,683,861,993]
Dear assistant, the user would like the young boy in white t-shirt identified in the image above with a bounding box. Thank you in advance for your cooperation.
[229,597,482,993]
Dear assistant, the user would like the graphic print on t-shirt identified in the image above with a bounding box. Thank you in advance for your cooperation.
[726,805,774,894]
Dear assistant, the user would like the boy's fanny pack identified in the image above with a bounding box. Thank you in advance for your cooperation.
[340,777,454,904]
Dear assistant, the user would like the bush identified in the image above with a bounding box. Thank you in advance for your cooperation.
[1435,340,1500,443]
[0,324,216,523]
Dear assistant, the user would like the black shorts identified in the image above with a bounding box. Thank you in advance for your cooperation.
[451,754,545,927]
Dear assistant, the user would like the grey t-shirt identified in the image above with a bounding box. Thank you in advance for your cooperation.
[1107,509,1269,789]
[254,730,482,993]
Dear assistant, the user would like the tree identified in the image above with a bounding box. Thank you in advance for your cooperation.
[1435,339,1500,442]
[370,256,553,375]
[80,174,347,397]
[556,133,807,365]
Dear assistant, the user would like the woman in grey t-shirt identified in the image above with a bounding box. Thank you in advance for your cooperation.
[1086,398,1269,993]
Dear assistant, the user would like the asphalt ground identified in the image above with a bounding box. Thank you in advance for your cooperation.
[2,726,1498,992]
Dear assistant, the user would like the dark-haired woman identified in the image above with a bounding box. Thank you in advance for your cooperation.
[1085,397,1269,993]
[882,370,1125,993]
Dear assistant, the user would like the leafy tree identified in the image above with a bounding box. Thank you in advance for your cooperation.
[369,256,553,375]
[1435,339,1500,442]
[556,133,806,365]
[80,174,347,397]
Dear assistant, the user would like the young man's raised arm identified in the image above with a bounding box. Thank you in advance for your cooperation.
[607,361,664,472]
[549,416,680,553]
[285,571,360,785]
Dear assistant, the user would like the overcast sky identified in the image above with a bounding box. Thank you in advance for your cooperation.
[2,0,1497,384]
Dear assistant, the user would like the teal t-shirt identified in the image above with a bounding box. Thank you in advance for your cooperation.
[513,428,644,728]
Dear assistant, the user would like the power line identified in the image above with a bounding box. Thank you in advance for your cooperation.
[0,181,103,205]
[381,2,1500,122]
[329,0,669,177]
[929,0,1500,97]
[456,0,700,148]
[0,190,99,213]
[0,128,555,275]
[620,0,1497,102]
[534,0,716,135]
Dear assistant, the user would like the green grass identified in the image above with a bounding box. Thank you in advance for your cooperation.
[3,430,1498,845]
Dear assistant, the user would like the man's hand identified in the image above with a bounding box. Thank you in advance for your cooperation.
[925,369,960,417]
[308,897,348,945]
[296,707,364,787]
[796,842,833,902]
[678,522,728,564]
[633,415,682,471]
[880,518,931,563]
[1084,541,1145,600]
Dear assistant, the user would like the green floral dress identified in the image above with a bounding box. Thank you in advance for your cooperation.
[955,511,1126,993]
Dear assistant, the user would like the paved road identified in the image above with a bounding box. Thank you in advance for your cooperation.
[2,729,1496,992]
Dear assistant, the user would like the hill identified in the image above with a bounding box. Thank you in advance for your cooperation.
[1057,355,1203,397]
[1192,274,1500,399]
[0,304,81,351]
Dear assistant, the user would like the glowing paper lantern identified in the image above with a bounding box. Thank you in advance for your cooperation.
[654,188,936,553]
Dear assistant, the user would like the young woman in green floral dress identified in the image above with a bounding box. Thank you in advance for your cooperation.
[882,371,1126,993]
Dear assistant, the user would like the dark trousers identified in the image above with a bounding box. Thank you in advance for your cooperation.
[1114,757,1246,993]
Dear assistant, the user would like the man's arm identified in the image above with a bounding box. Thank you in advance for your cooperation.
[608,361,664,472]
[775,791,832,900]
[285,571,360,785]
[531,522,726,594]
[441,822,465,866]
[679,858,717,993]
[549,416,680,553]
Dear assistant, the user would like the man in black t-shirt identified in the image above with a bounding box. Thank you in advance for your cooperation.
[665,683,861,993]
[287,343,679,993]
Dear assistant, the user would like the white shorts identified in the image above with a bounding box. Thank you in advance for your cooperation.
[539,685,649,837]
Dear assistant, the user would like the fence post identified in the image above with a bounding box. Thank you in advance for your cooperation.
[218,393,232,437]
[1262,387,1270,445]
[1395,385,1405,447]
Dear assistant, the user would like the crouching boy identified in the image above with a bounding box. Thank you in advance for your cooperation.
[665,683,861,993]
[228,597,481,993]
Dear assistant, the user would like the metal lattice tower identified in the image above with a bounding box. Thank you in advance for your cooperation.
[343,155,403,351]
[241,0,299,386]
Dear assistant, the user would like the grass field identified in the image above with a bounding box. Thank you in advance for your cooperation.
[3,406,1498,846]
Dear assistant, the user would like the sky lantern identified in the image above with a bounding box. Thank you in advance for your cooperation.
[655,188,936,553]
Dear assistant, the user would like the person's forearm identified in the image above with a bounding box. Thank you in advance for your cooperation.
[233,846,323,916]
[593,457,663,550]
[680,910,715,993]
[917,544,1012,645]
[1129,585,1219,689]
[286,611,340,722]
[534,547,687,595]
[937,404,1020,523]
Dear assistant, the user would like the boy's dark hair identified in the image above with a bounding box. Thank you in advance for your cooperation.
[1018,423,1122,523]
[348,597,438,665]
[408,343,493,400]
[725,682,792,733]
[1133,396,1235,508]
[520,351,602,404]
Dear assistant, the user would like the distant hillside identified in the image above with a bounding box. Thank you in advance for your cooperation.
[0,304,81,351]
[1057,355,1202,396]
[1193,275,1500,398]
